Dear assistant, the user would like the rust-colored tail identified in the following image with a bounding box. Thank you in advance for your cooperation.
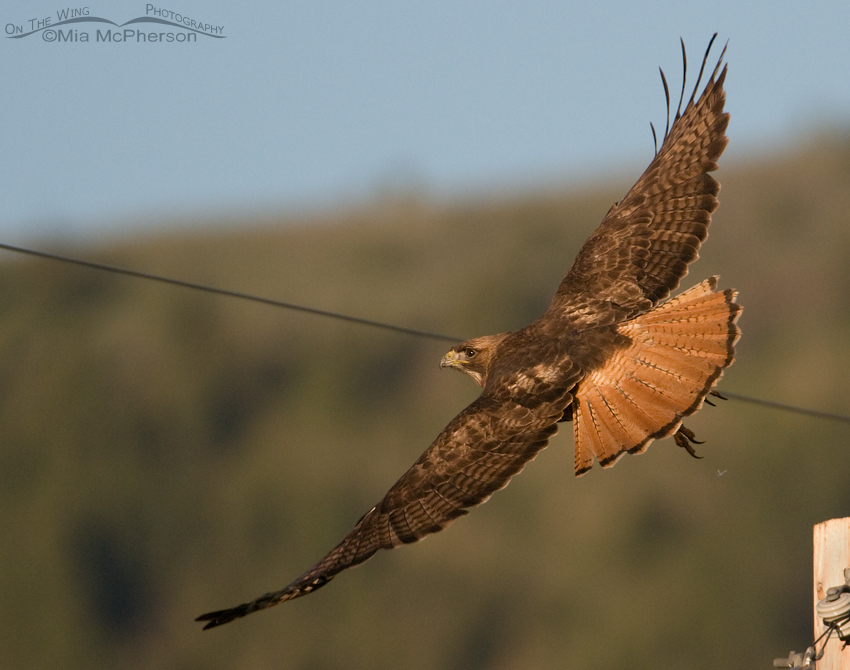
[572,277,741,475]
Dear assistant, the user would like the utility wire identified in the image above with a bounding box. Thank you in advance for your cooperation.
[0,242,460,343]
[721,391,850,425]
[2,241,849,426]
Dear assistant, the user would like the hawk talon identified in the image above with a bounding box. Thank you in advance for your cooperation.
[674,425,705,459]
[705,390,728,407]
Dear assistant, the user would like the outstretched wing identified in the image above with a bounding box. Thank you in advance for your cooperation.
[546,37,729,327]
[197,376,574,629]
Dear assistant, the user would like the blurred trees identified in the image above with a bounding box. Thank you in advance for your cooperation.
[1,134,849,669]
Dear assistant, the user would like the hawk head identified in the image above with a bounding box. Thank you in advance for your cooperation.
[440,334,507,387]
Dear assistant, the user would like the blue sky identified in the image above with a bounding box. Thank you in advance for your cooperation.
[1,1,849,242]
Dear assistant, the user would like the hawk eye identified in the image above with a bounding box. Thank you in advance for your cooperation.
[464,348,476,358]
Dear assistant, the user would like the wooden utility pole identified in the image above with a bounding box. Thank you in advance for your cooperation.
[813,518,850,670]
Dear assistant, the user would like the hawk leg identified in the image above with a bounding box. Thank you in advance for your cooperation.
[673,425,704,459]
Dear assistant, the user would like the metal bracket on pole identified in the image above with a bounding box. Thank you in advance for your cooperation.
[773,648,817,669]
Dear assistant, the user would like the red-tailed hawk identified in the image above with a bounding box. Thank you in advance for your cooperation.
[197,36,740,629]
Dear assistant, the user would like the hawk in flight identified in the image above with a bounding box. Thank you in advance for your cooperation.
[197,36,740,629]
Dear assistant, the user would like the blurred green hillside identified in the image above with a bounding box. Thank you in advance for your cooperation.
[1,132,850,670]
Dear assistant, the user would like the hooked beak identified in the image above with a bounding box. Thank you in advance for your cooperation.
[440,350,460,369]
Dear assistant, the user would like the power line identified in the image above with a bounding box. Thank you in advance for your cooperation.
[0,242,460,343]
[721,392,850,425]
[2,241,849,426]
